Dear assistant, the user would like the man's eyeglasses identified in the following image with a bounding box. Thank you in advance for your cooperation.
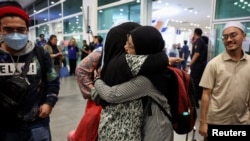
[2,27,27,34]
[222,32,238,40]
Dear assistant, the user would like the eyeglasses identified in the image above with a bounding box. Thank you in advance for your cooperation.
[2,27,27,34]
[222,32,238,40]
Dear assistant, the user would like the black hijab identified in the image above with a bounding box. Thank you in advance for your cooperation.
[130,26,165,55]
[101,22,142,86]
[129,26,172,100]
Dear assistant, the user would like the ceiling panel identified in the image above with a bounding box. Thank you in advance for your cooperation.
[11,0,212,33]
[152,0,212,33]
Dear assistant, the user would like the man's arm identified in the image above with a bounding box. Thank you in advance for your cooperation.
[248,96,250,111]
[81,47,90,54]
[188,52,200,67]
[199,88,212,137]
[39,49,60,118]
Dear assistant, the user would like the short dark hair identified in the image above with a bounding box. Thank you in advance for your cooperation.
[39,34,44,38]
[95,35,103,43]
[194,28,202,36]
[202,36,209,45]
[184,40,187,45]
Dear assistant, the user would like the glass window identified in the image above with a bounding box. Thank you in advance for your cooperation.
[34,0,48,12]
[63,0,82,17]
[98,2,140,30]
[49,0,61,6]
[98,0,120,6]
[213,22,250,57]
[34,10,49,24]
[29,16,35,27]
[35,24,49,38]
[26,5,34,15]
[51,21,63,35]
[128,4,140,23]
[98,33,107,44]
[215,0,250,19]
[49,4,62,21]
[63,15,83,34]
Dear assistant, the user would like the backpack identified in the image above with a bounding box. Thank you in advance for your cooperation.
[164,66,197,134]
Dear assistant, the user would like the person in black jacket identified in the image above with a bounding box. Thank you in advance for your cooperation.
[0,1,60,141]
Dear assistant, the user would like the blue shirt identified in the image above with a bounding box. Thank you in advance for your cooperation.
[68,46,79,59]
[181,45,190,60]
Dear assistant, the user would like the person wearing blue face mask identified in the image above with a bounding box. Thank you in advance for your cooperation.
[0,1,60,141]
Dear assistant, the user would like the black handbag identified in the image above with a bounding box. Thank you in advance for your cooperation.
[0,51,34,112]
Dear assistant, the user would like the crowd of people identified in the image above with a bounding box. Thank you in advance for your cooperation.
[0,0,250,141]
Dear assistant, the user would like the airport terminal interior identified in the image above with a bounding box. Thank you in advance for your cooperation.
[5,0,250,140]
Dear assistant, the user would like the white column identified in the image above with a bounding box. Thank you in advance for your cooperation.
[140,0,152,25]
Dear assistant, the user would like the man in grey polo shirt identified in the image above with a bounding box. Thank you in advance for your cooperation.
[198,21,250,140]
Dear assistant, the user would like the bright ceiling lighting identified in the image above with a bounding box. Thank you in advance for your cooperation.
[152,7,180,18]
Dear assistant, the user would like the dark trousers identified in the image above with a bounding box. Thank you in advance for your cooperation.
[190,62,206,108]
[0,124,51,141]
[69,59,77,75]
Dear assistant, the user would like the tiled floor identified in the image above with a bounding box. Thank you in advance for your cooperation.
[50,76,204,141]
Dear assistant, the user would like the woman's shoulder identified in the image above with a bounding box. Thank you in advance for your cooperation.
[44,44,52,50]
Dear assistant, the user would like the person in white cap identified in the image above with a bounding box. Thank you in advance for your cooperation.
[198,21,250,140]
